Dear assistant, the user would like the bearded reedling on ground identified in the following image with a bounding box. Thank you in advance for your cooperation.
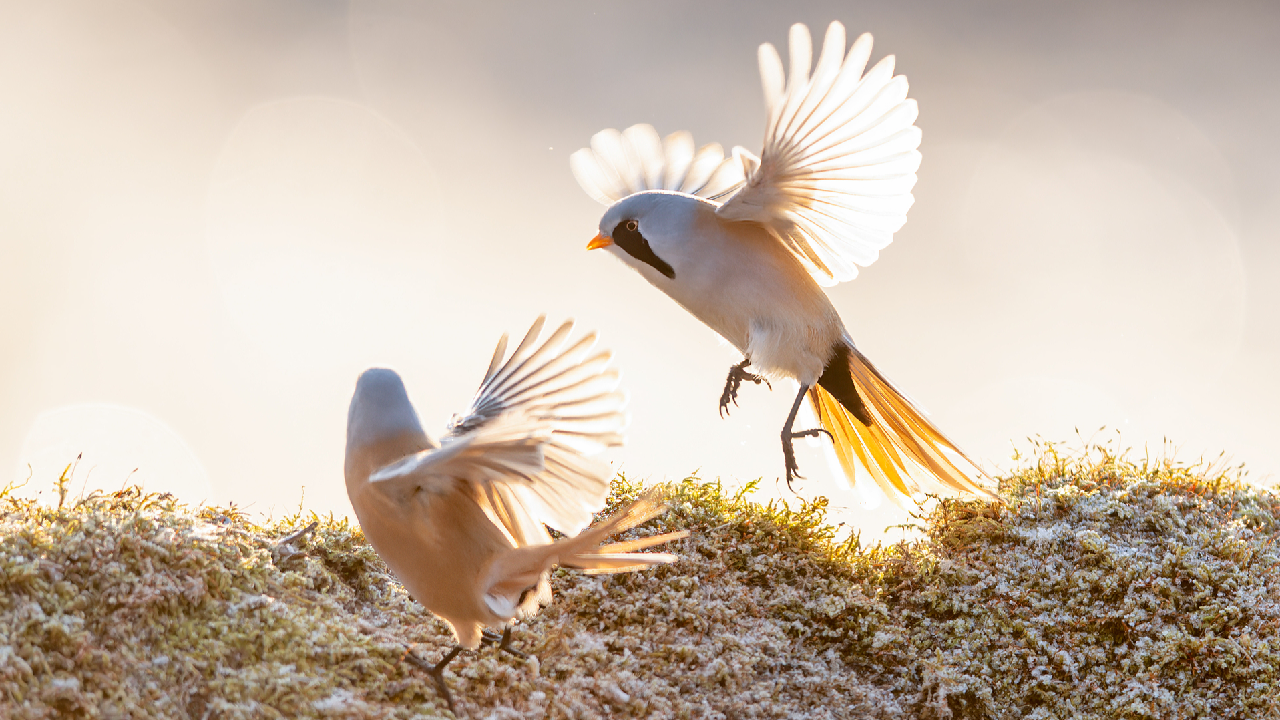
[343,317,686,712]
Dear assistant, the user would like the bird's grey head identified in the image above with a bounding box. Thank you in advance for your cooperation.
[591,191,715,282]
[347,368,426,451]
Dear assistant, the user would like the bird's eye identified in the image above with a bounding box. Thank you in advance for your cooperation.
[610,215,674,279]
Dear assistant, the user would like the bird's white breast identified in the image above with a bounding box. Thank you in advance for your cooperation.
[623,200,844,384]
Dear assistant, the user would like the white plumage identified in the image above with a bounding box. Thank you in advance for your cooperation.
[344,317,684,656]
[572,22,995,505]
[369,316,626,538]
[573,21,922,287]
[571,124,747,205]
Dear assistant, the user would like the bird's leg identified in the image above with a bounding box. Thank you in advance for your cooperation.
[780,384,834,490]
[406,645,462,714]
[498,627,528,660]
[719,357,771,418]
[481,627,529,660]
[409,629,526,715]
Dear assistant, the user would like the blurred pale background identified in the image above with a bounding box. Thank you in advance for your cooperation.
[2,1,1277,541]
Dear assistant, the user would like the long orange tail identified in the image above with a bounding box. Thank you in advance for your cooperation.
[809,344,995,505]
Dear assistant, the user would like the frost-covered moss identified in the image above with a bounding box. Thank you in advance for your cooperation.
[0,483,453,719]
[692,438,1276,720]
[2,441,1277,719]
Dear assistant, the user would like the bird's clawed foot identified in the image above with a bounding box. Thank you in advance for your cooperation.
[406,646,462,715]
[406,629,528,716]
[782,428,834,491]
[719,358,771,418]
[481,627,528,660]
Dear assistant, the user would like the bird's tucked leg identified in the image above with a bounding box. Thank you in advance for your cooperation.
[481,627,528,660]
[406,645,463,715]
[720,358,771,418]
[780,384,833,490]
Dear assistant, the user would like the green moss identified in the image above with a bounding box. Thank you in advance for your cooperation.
[593,440,1280,719]
[0,486,450,719]
[2,440,1277,718]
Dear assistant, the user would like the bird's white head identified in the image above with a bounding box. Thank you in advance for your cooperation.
[587,190,716,285]
[346,368,426,452]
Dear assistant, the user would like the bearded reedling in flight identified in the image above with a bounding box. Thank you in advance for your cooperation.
[572,22,995,504]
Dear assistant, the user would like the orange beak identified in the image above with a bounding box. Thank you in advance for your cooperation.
[586,233,613,250]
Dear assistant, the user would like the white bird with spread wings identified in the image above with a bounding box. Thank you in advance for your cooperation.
[571,21,995,505]
[344,317,685,711]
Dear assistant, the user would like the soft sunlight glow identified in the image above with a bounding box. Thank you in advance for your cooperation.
[205,97,442,378]
[950,91,1247,471]
[1,4,1275,542]
[14,404,211,506]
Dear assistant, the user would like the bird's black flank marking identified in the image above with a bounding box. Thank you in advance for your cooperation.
[816,344,872,426]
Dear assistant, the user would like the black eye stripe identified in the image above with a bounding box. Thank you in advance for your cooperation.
[611,219,675,280]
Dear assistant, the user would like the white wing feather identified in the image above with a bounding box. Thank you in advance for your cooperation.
[717,22,923,286]
[570,123,747,205]
[370,317,627,538]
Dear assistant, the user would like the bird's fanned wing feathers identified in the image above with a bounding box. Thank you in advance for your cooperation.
[369,316,627,538]
[717,22,923,286]
[570,124,747,205]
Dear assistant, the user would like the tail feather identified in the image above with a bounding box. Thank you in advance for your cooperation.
[559,490,687,569]
[596,530,689,555]
[572,552,682,575]
[483,489,685,606]
[811,344,995,505]
[571,529,689,574]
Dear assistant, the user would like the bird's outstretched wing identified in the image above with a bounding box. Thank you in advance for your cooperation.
[370,317,627,540]
[716,22,923,287]
[570,123,747,205]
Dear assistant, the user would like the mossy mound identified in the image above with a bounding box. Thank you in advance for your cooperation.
[1,441,1277,719]
[0,486,451,719]
[791,440,1280,720]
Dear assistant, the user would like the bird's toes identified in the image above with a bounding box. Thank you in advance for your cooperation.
[499,642,529,661]
[430,674,457,715]
[789,427,834,442]
[782,440,806,490]
[405,654,455,713]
